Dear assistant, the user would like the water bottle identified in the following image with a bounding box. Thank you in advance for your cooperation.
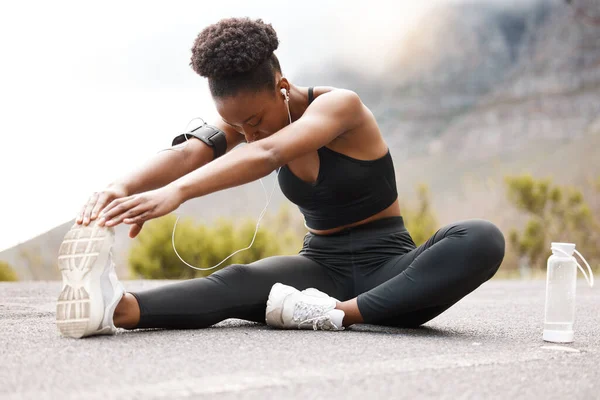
[543,242,594,343]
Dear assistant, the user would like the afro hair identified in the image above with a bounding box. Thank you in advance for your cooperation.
[190,17,283,97]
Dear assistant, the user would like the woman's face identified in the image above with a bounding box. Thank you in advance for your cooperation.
[215,87,289,143]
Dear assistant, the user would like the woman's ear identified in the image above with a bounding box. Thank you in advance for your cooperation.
[277,76,290,95]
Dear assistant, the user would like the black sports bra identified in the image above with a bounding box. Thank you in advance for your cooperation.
[277,87,398,230]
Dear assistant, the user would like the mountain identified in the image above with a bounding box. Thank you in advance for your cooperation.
[433,0,600,159]
[2,0,599,280]
[300,0,599,159]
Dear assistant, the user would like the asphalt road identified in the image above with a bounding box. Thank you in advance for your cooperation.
[1,280,598,399]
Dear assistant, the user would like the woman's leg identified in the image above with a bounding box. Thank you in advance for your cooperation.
[122,255,344,330]
[349,219,505,327]
[114,293,140,328]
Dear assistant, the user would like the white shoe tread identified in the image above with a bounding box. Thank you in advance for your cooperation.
[56,222,114,339]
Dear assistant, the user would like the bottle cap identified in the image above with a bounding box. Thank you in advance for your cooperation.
[551,242,576,257]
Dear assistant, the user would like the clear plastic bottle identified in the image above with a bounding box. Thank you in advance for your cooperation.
[543,242,594,343]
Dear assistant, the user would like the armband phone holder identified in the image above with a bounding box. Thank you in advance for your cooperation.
[171,119,227,159]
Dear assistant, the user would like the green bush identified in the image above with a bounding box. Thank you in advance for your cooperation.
[261,203,306,254]
[128,186,440,279]
[0,261,18,281]
[128,214,284,279]
[505,174,600,271]
[401,184,438,246]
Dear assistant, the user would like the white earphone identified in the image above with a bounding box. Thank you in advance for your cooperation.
[280,88,288,101]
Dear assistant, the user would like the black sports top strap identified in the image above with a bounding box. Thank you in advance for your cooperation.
[308,87,314,105]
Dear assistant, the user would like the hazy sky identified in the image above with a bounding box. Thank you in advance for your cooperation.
[0,0,445,251]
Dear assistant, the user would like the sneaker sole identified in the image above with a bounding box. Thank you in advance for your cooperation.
[56,221,113,338]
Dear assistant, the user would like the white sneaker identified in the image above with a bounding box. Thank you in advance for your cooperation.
[56,220,125,338]
[301,287,340,302]
[265,283,345,331]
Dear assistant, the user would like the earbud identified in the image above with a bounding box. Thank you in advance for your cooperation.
[281,86,292,126]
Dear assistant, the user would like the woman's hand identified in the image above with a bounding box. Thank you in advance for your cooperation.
[77,183,129,226]
[97,185,182,238]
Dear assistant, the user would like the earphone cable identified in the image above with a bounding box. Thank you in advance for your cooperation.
[171,89,292,271]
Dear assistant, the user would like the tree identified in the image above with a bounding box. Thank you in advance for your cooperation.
[0,261,18,281]
[401,184,438,246]
[505,174,599,271]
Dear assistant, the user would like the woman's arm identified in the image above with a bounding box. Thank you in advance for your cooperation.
[173,89,363,203]
[82,119,243,228]
[96,90,363,229]
[111,119,245,196]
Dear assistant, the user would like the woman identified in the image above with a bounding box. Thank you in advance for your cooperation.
[56,17,505,338]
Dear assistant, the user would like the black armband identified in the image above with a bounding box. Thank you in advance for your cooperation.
[171,122,227,160]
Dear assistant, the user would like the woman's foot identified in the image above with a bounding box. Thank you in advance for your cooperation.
[56,220,125,338]
[265,283,345,331]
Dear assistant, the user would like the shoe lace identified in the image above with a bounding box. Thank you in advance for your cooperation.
[293,303,340,331]
[302,315,340,331]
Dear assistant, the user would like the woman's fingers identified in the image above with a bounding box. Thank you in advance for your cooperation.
[123,210,152,225]
[102,200,148,227]
[76,186,130,226]
[82,192,99,226]
[128,222,145,238]
[98,196,137,225]
[76,202,87,225]
[106,206,145,227]
[100,196,129,218]
[90,192,112,221]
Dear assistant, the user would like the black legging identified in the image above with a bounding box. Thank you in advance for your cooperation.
[129,217,505,329]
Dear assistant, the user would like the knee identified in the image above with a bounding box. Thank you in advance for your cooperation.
[465,219,506,270]
[209,263,251,283]
[222,263,249,274]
